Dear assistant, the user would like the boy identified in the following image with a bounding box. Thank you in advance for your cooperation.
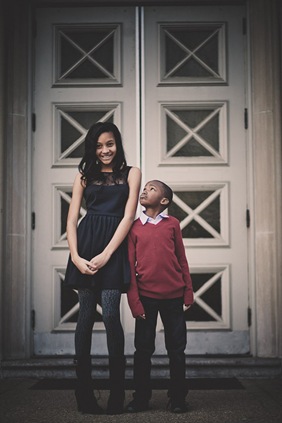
[126,180,194,413]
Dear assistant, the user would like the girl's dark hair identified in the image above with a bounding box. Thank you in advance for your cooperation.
[78,121,127,183]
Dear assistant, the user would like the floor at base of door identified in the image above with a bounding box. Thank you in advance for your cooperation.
[30,377,244,390]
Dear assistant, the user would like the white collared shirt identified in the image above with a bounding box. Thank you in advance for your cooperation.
[140,211,169,225]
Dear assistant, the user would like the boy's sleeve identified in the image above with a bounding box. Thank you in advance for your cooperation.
[127,228,145,318]
[173,219,194,305]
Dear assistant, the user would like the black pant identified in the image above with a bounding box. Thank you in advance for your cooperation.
[133,296,187,402]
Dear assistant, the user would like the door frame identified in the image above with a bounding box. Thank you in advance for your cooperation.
[1,0,281,360]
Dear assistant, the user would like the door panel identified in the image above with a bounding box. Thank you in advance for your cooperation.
[33,7,138,355]
[33,5,249,356]
[142,6,249,354]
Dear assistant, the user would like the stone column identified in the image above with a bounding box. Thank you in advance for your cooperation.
[0,0,5,362]
[248,0,282,357]
[2,1,31,358]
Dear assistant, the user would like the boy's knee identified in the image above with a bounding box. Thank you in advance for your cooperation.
[167,345,186,358]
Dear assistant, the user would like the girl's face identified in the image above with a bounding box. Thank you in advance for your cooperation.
[96,131,117,170]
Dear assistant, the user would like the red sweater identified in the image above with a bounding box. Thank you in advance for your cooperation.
[127,216,194,317]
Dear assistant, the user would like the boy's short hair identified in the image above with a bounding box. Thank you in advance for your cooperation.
[155,180,173,206]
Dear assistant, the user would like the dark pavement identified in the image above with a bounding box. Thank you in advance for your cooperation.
[1,377,282,423]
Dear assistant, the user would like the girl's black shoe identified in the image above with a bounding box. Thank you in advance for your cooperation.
[74,357,104,415]
[106,391,125,415]
[106,356,126,415]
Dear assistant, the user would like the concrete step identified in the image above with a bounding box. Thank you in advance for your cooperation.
[1,356,281,379]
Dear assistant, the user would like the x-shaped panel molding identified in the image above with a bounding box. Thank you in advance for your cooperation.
[52,185,86,249]
[54,24,121,85]
[161,102,228,165]
[159,22,226,84]
[172,183,229,246]
[53,268,103,330]
[189,266,230,329]
[53,103,119,166]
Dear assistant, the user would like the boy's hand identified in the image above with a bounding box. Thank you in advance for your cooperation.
[184,304,191,311]
[136,314,146,320]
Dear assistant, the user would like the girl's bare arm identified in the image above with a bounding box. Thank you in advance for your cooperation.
[66,173,98,275]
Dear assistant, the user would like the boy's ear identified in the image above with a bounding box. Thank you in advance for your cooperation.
[160,197,169,206]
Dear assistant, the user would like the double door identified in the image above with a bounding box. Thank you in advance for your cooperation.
[33,5,249,355]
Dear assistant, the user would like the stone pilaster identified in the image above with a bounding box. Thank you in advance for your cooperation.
[249,0,282,357]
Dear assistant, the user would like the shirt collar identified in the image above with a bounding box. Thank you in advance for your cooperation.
[140,211,169,225]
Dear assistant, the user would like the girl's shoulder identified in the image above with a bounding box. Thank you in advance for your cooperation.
[127,166,141,180]
[74,172,86,188]
[128,165,141,172]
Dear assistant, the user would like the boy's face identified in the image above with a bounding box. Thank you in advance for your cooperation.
[140,181,166,208]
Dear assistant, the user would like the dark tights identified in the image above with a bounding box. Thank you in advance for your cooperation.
[75,289,124,358]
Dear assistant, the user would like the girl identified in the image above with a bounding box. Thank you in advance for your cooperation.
[64,122,141,415]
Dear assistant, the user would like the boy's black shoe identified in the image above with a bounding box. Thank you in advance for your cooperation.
[125,399,149,413]
[168,399,188,413]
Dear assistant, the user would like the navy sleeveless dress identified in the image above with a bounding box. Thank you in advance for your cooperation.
[64,167,131,292]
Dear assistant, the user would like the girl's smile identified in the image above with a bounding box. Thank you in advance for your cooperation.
[96,131,117,170]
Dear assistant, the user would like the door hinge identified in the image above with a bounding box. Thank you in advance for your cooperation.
[31,211,36,230]
[32,113,36,132]
[244,108,248,129]
[242,17,247,35]
[31,309,36,330]
[248,307,252,327]
[246,208,250,228]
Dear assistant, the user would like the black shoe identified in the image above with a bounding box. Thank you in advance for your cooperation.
[80,403,104,415]
[107,356,126,414]
[106,392,125,415]
[125,399,149,413]
[74,356,104,415]
[168,399,188,413]
[75,390,104,415]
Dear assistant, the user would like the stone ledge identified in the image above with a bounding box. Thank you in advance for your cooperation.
[1,356,281,379]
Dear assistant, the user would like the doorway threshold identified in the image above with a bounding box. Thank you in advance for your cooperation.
[1,356,281,379]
